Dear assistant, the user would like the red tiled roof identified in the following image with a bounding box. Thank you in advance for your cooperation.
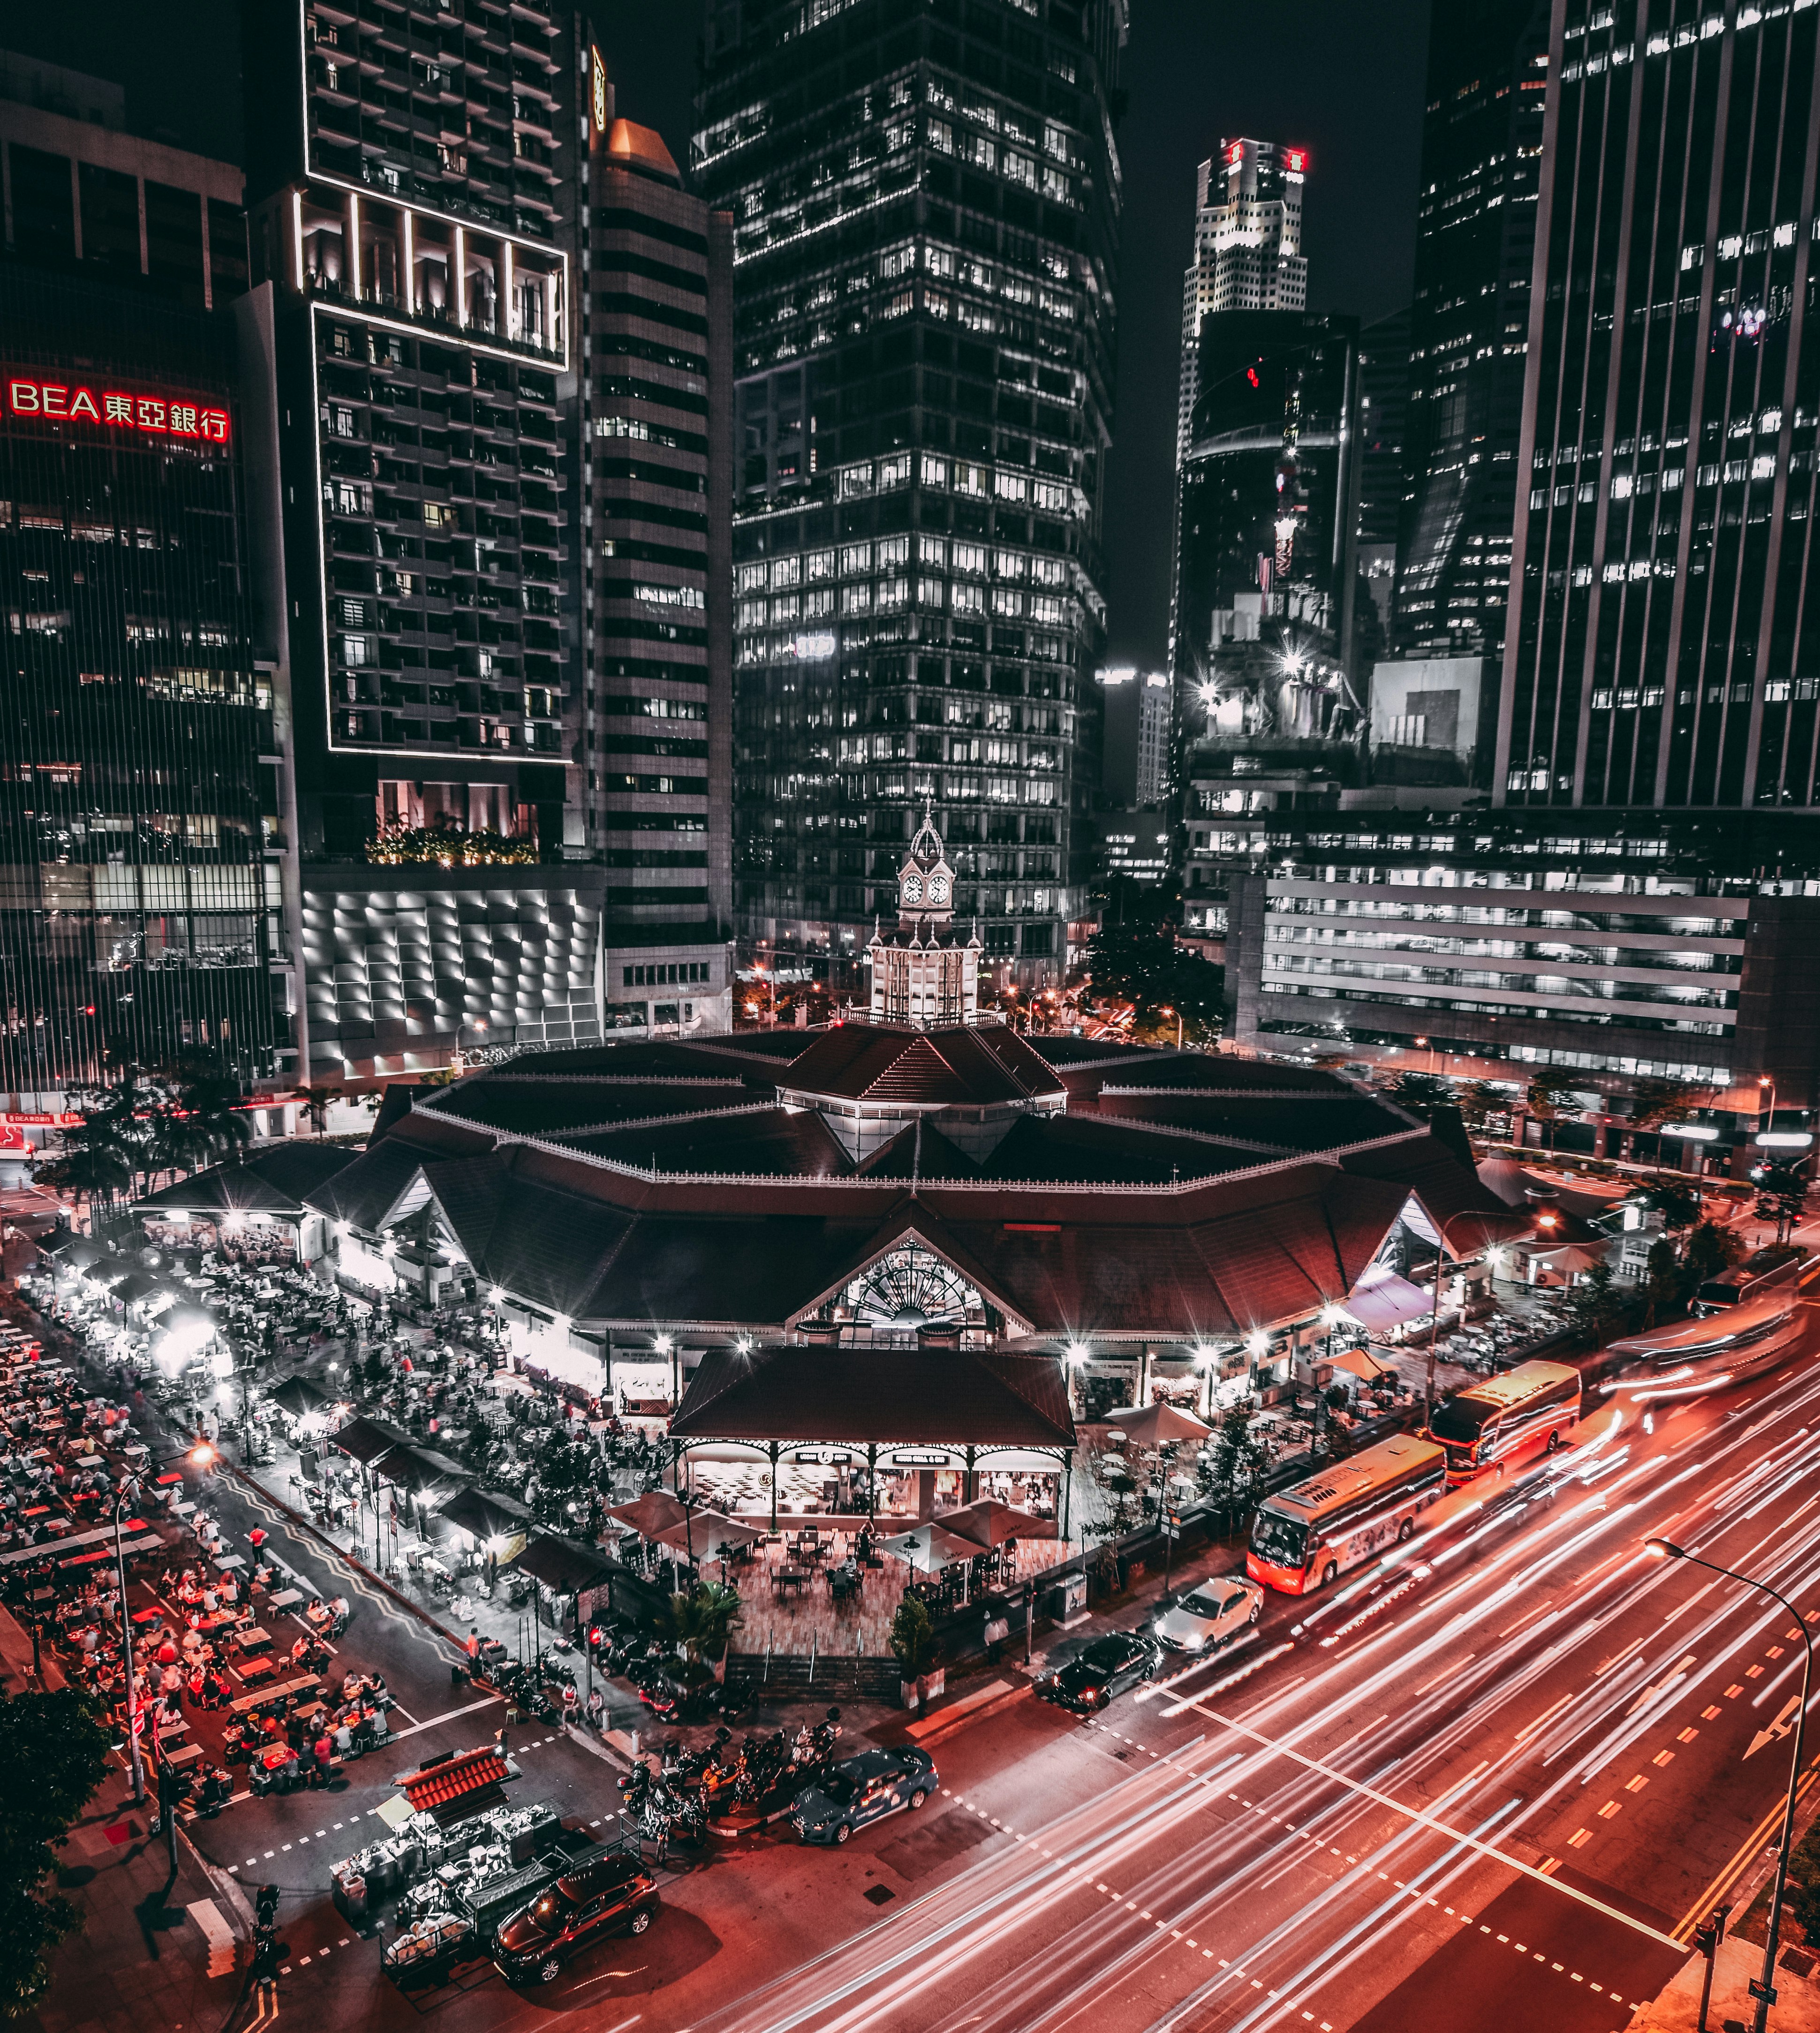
[781,1024,1065,1108]
[400,1747,511,1810]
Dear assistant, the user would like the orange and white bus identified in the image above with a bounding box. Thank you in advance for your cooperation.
[1246,1434,1447,1594]
[1426,1359,1580,1485]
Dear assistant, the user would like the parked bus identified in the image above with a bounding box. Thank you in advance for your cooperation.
[1602,1283,1809,1401]
[1691,1244,1819,1318]
[1426,1359,1581,1485]
[1246,1434,1447,1594]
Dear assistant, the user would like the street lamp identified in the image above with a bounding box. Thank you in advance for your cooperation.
[1160,1004,1184,1051]
[654,1332,675,1407]
[1646,1537,1811,2033]
[115,1435,217,1803]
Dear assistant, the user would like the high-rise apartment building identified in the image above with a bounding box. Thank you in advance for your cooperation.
[240,0,580,868]
[1500,0,1820,816]
[1175,138,1309,467]
[581,68,736,1034]
[694,0,1129,986]
[1393,2,1548,670]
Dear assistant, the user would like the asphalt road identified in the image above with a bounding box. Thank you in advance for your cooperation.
[169,1313,1820,2033]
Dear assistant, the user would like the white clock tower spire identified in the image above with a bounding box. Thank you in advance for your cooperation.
[864,806,981,1026]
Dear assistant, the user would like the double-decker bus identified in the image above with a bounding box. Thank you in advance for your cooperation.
[1691,1244,1818,1318]
[1426,1359,1581,1485]
[1602,1284,1809,1401]
[1246,1434,1447,1594]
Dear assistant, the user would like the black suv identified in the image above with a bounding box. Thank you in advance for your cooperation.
[1035,1630,1163,1713]
[493,1854,658,1984]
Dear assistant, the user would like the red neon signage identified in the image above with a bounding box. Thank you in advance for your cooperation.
[1284,149,1309,173]
[5,376,229,443]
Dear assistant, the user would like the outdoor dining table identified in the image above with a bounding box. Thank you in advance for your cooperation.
[772,1566,809,1597]
[235,1654,278,1686]
[267,1588,302,1611]
[160,1740,204,1770]
[213,1553,246,1571]
[234,1626,273,1654]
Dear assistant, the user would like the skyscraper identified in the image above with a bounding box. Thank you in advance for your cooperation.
[581,65,736,1035]
[1175,138,1309,467]
[239,0,581,866]
[1500,0,1820,816]
[1393,1,1549,669]
[694,0,1129,987]
[0,67,287,1105]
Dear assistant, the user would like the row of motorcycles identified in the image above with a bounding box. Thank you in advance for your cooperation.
[616,1710,846,1850]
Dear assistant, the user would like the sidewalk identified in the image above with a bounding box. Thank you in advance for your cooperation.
[31,1785,244,2033]
[1623,1933,1820,2033]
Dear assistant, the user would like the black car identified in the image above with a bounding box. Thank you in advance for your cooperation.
[791,1747,939,1845]
[1035,1629,1163,1713]
[492,1854,658,1984]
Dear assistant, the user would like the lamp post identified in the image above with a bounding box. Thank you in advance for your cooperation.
[1646,1537,1812,2033]
[1161,1004,1183,1051]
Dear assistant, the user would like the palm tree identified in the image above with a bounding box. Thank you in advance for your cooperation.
[658,1581,742,1671]
[35,1134,133,1231]
[296,1084,340,1137]
[169,1055,250,1171]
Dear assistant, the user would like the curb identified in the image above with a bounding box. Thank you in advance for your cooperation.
[219,1461,464,1656]
[562,1717,634,1772]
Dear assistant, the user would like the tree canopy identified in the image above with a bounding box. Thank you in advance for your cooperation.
[0,1689,111,2018]
[1081,917,1224,1044]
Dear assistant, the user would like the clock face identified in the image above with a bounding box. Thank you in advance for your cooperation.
[902,872,924,904]
[928,876,950,904]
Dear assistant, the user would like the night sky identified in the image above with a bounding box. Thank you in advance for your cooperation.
[27,0,1432,670]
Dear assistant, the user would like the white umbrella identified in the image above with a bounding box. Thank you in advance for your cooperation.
[881,1522,982,1605]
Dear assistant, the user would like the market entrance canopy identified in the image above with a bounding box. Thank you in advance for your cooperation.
[671,1344,1074,1452]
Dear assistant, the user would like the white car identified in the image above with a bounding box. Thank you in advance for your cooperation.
[1152,1574,1263,1654]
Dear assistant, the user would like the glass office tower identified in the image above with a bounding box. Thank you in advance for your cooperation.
[694,0,1129,983]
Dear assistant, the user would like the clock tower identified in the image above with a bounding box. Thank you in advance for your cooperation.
[865,809,981,1026]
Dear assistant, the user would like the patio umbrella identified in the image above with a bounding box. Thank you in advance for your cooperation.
[881,1522,982,1606]
[940,1498,1056,1546]
[266,1374,334,1416]
[649,1509,759,1566]
[879,1523,978,1571]
[1103,1401,1213,1449]
[605,1490,689,1542]
[1331,1345,1396,1384]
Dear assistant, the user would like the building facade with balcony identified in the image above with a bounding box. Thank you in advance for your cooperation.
[240,0,581,868]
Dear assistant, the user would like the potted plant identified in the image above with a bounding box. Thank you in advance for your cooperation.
[889,1596,938,1709]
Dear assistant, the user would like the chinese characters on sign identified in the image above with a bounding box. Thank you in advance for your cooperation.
[5,376,229,442]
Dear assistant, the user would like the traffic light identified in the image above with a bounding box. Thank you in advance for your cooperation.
[1693,1902,1730,1956]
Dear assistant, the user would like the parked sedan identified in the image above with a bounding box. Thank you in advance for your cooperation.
[791,1747,939,1845]
[1151,1574,1263,1655]
[493,1854,658,1985]
[1035,1629,1163,1712]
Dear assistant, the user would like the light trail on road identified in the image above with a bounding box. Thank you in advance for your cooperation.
[681,1325,1820,2033]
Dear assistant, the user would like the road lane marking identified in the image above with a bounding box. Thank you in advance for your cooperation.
[1167,1695,1687,1948]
